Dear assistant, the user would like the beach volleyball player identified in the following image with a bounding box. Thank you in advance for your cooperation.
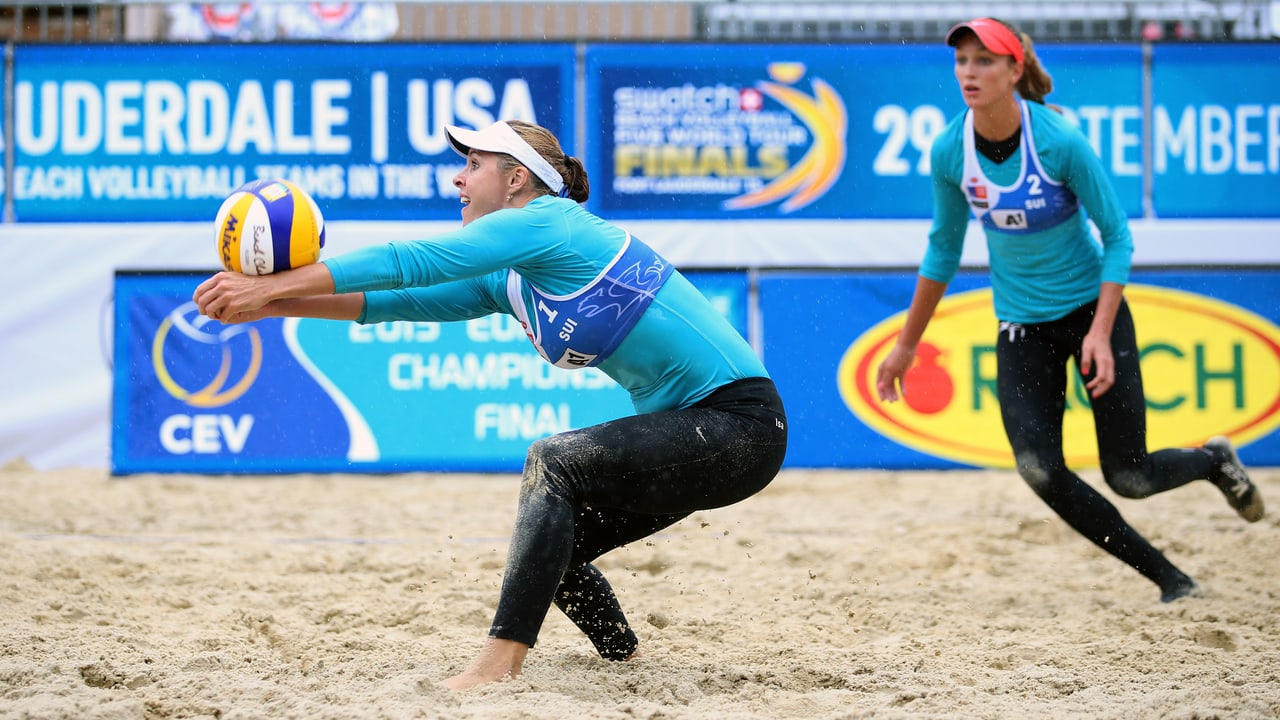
[195,119,788,689]
[875,18,1264,604]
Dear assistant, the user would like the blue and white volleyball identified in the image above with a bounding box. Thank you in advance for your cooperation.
[215,179,326,275]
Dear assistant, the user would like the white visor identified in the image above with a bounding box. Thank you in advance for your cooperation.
[445,121,566,195]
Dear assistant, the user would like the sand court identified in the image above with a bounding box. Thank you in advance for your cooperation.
[1,461,1276,719]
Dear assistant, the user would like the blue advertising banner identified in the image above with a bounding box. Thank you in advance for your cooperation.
[13,43,575,222]
[111,269,748,474]
[113,272,354,473]
[584,43,1144,221]
[1151,43,1280,218]
[585,43,955,220]
[763,269,1280,470]
[13,41,1278,224]
[1036,44,1145,219]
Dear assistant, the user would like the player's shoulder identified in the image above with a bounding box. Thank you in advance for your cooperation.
[1027,102,1087,143]
[1026,100,1065,124]
[939,110,968,143]
[927,111,967,183]
[930,111,968,159]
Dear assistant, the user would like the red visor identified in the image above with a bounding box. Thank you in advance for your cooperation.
[945,18,1024,65]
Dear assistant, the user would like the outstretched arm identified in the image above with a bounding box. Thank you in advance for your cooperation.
[876,275,948,403]
[219,294,366,325]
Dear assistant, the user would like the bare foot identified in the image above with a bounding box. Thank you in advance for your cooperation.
[442,638,530,691]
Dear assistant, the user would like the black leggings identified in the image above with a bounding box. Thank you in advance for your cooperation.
[997,300,1214,593]
[488,377,787,659]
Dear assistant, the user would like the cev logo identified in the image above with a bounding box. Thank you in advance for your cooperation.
[152,301,263,408]
[838,285,1280,469]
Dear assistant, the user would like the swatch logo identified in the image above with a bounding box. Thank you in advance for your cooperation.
[837,285,1280,469]
[723,62,848,214]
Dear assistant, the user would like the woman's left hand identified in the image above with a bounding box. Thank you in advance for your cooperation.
[1080,332,1115,398]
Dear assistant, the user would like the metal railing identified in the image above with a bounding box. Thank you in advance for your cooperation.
[0,0,699,41]
[698,0,1280,41]
[0,0,1276,42]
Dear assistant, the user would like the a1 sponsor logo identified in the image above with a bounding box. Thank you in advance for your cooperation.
[837,285,1280,468]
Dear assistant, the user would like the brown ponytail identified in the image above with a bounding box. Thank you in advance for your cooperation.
[560,156,591,203]
[993,19,1054,104]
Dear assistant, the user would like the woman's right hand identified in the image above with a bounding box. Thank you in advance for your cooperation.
[193,271,273,323]
[875,343,916,403]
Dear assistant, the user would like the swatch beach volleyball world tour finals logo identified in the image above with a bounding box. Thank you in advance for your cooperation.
[837,285,1280,469]
[610,62,847,213]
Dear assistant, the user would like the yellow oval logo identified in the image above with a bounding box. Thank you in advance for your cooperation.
[838,284,1280,468]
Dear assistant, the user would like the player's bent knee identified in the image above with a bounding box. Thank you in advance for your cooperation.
[1014,456,1054,496]
[523,434,579,497]
[1102,468,1154,499]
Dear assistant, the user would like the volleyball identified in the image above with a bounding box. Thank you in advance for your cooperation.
[215,179,326,275]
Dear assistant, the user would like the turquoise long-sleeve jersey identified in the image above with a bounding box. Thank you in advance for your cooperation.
[923,100,1135,323]
[322,195,769,415]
